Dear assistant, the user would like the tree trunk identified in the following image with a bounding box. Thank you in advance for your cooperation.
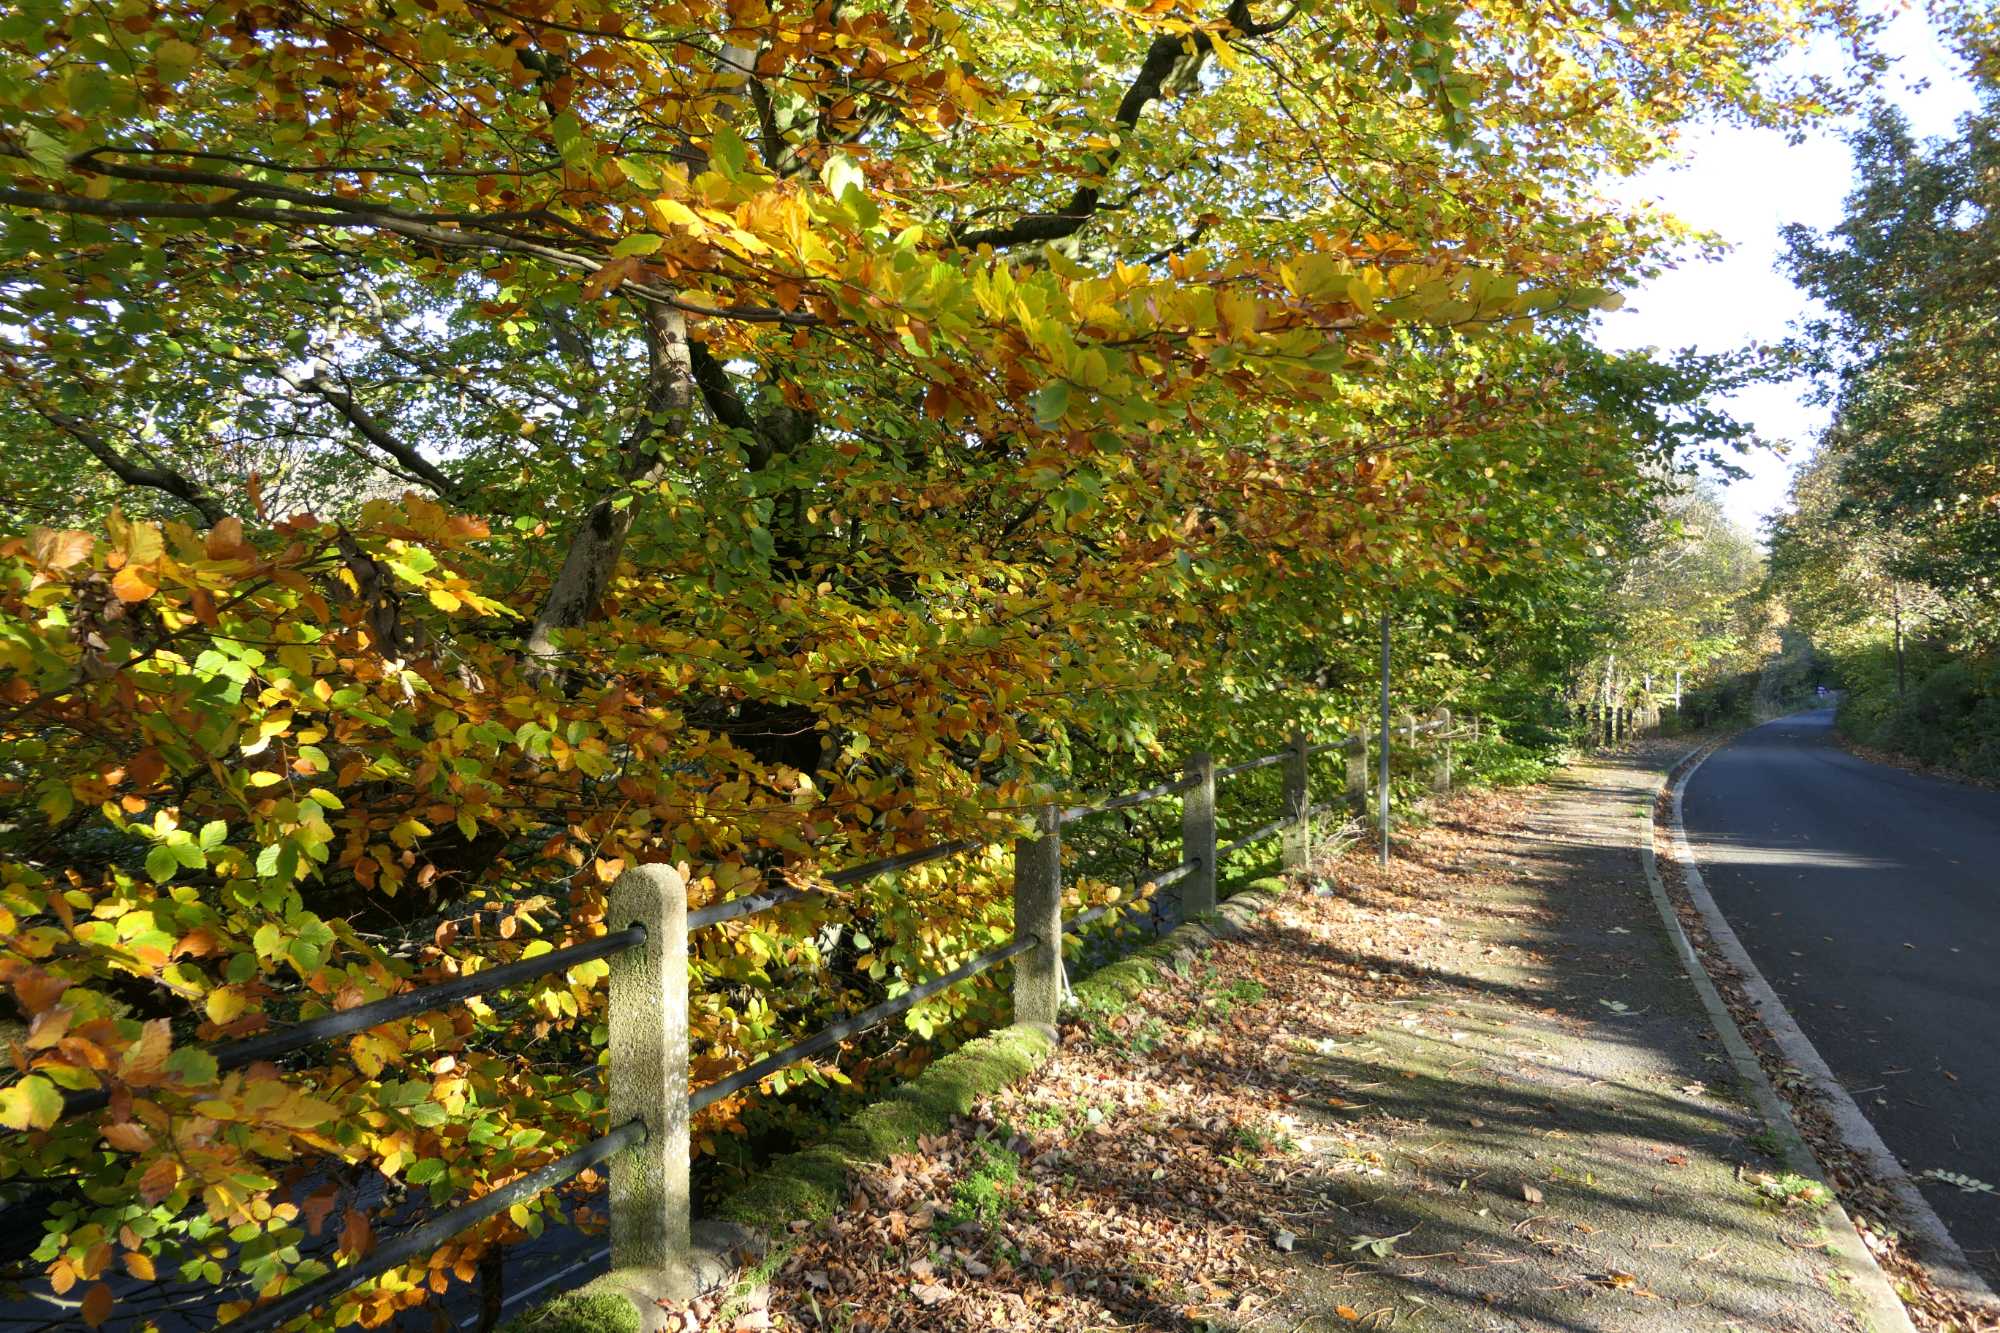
[527,306,693,666]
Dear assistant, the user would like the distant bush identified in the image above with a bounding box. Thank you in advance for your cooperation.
[1835,646,2000,782]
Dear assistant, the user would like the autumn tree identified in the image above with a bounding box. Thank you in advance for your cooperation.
[0,0,1874,1324]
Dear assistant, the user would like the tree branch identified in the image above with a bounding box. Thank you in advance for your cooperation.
[526,304,694,666]
[20,398,228,527]
[293,371,463,500]
[0,187,816,327]
[945,1,1293,251]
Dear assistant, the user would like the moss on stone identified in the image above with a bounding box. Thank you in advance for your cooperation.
[716,1021,1058,1235]
[495,1288,639,1333]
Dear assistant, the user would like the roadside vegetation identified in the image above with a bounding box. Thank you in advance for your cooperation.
[1766,49,2000,781]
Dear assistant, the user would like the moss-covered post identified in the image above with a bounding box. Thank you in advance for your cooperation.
[1346,731,1368,817]
[1181,751,1217,917]
[1281,730,1311,870]
[1432,707,1453,793]
[606,864,693,1307]
[1012,804,1064,1030]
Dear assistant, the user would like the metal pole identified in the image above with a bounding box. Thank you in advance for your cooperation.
[1378,610,1391,867]
[1893,581,1907,699]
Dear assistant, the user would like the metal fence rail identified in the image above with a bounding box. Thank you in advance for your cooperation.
[31,709,1477,1328]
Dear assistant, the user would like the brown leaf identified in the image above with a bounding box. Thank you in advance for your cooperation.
[80,1283,113,1328]
[30,528,95,571]
[1521,1183,1544,1204]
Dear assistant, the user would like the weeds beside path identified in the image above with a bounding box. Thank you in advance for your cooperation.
[695,750,1888,1331]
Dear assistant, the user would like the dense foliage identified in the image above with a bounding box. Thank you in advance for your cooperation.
[1769,56,2000,778]
[0,0,1872,1325]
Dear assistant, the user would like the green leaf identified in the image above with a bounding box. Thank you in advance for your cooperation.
[406,1158,446,1185]
[167,1047,218,1087]
[146,844,180,884]
[709,124,747,178]
[1032,381,1071,428]
[611,234,663,258]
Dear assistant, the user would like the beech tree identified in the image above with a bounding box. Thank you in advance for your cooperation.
[0,0,1871,1325]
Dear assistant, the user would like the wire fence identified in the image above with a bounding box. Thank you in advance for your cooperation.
[30,709,1480,1331]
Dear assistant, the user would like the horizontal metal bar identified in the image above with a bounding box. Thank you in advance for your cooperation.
[1217,815,1290,862]
[690,936,1036,1114]
[230,1119,647,1333]
[826,837,988,888]
[1215,751,1288,779]
[58,926,648,1123]
[689,885,813,931]
[690,838,990,932]
[1065,896,1135,933]
[1307,734,1365,756]
[1066,856,1194,932]
[1060,772,1198,825]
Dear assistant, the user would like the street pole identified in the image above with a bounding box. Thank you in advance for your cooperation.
[1893,581,1907,700]
[1378,609,1391,867]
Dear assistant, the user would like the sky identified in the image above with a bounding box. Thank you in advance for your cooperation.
[1591,4,1982,540]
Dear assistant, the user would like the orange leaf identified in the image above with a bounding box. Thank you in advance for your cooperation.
[204,515,246,559]
[101,1120,154,1152]
[109,565,157,603]
[340,1207,374,1258]
[137,1154,179,1205]
[121,1250,155,1281]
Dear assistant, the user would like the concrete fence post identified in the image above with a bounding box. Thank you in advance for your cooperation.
[1281,730,1311,870]
[1011,804,1064,1030]
[1181,751,1217,918]
[1345,731,1368,816]
[607,864,693,1300]
[1432,707,1453,793]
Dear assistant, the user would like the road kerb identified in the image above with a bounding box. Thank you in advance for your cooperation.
[1634,748,1917,1333]
[1660,733,2000,1315]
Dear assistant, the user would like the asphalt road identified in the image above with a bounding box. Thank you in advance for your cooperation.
[1681,707,2000,1283]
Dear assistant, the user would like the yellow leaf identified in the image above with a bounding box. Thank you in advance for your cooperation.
[427,587,462,612]
[205,988,246,1026]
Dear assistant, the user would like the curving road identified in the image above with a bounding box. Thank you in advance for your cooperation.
[1681,707,2000,1283]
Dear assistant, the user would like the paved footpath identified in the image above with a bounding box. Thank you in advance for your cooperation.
[1240,745,1902,1332]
